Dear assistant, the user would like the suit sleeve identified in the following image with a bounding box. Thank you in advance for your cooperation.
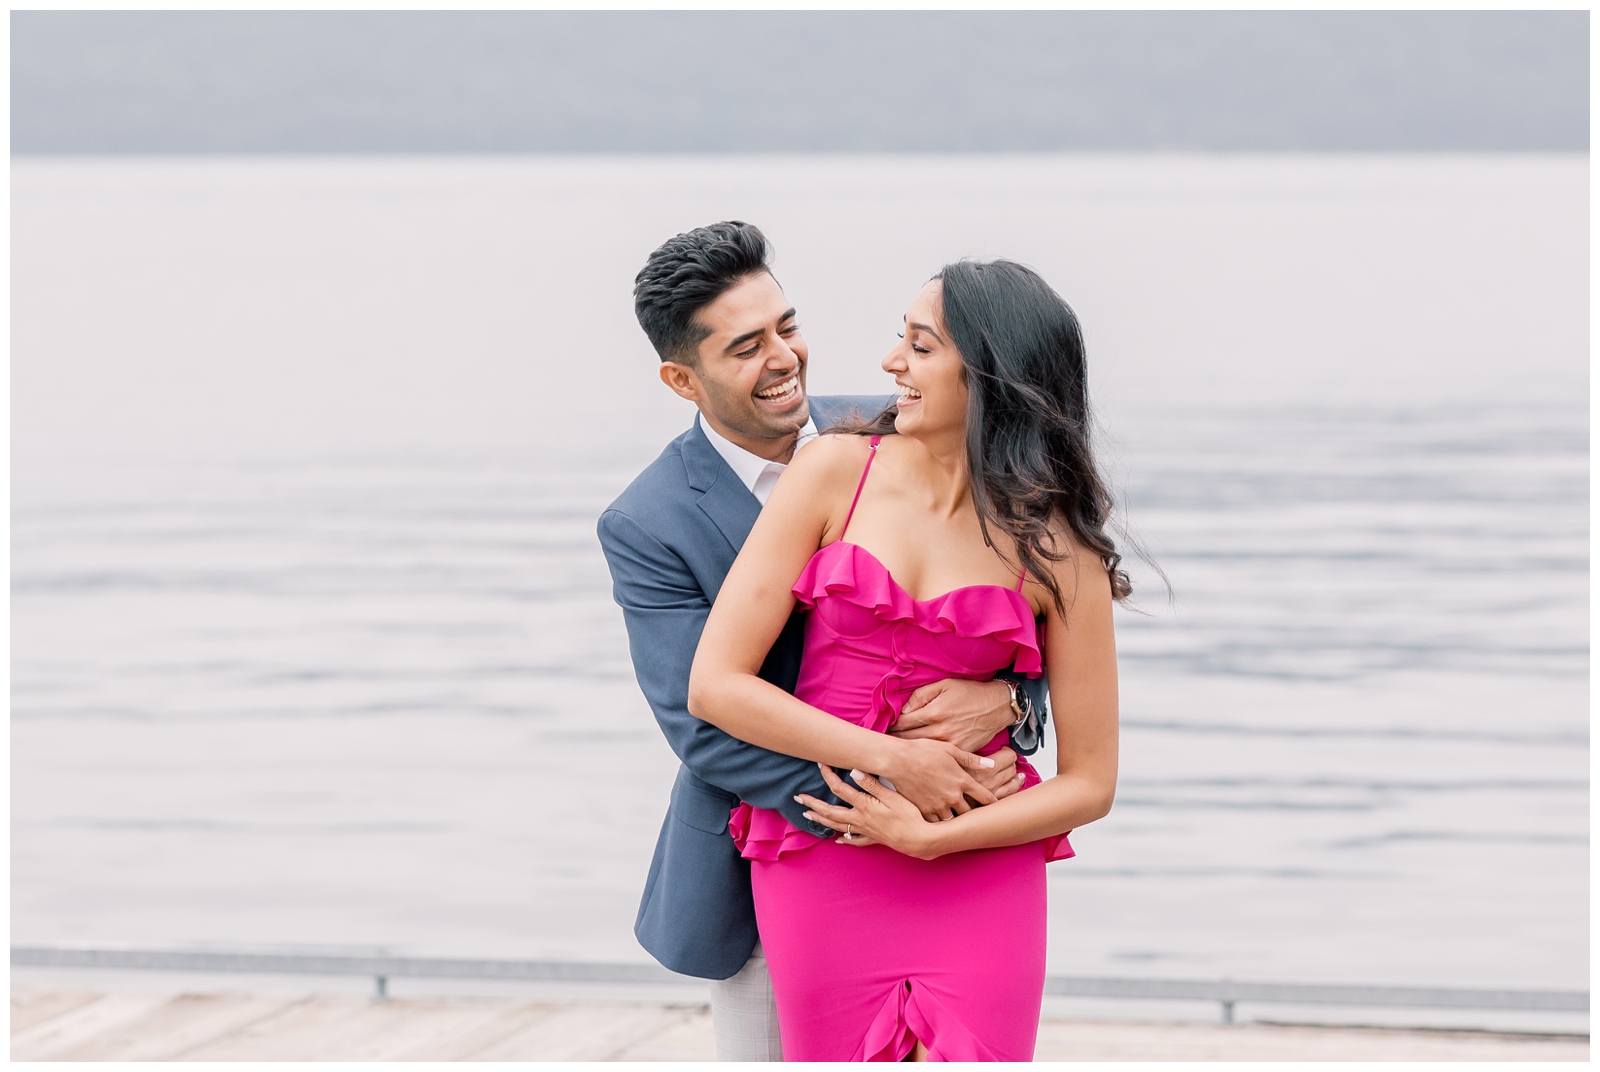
[598,507,836,837]
[995,668,1050,757]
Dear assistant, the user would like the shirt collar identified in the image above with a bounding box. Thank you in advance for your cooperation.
[698,413,819,498]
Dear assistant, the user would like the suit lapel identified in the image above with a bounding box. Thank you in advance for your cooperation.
[683,418,762,557]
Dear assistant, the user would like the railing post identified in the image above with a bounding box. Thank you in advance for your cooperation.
[1220,999,1234,1024]
[374,975,388,1002]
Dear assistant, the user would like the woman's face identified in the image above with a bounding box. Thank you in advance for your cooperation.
[882,280,968,440]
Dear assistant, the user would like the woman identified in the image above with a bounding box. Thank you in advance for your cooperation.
[688,258,1124,1062]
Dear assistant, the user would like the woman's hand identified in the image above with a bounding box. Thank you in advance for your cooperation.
[797,764,948,861]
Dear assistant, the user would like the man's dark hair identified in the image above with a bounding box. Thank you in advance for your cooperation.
[634,221,772,364]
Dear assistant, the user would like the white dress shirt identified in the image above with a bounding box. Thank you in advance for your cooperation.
[700,414,820,506]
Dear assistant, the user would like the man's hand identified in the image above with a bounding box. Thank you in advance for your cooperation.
[889,678,1014,754]
[967,746,1023,806]
[878,737,999,823]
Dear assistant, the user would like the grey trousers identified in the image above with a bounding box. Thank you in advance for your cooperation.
[708,942,784,1061]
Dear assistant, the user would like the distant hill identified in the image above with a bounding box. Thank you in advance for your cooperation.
[11,10,1589,153]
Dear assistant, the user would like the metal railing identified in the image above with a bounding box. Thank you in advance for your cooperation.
[12,944,1588,1025]
[1039,974,1586,1025]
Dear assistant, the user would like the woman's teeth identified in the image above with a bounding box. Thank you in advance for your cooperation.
[755,376,800,403]
[899,386,922,401]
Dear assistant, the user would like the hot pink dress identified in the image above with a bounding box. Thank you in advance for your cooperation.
[729,436,1074,1062]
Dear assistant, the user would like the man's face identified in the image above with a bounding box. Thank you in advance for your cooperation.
[658,272,810,451]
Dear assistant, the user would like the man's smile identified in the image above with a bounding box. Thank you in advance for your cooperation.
[753,374,803,408]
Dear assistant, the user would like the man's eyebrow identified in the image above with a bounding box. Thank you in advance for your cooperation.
[723,309,797,353]
[723,328,764,353]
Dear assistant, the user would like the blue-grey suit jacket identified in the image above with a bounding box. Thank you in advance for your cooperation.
[597,395,1049,979]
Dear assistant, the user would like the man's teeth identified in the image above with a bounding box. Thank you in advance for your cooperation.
[756,376,799,400]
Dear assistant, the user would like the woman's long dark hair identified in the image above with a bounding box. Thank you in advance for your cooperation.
[839,258,1136,611]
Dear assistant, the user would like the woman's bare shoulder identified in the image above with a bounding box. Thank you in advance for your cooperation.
[762,431,874,528]
[789,429,875,483]
[1028,517,1114,613]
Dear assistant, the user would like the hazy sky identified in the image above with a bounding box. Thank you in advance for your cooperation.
[12,10,1589,153]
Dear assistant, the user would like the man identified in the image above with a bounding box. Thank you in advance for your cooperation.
[597,221,1047,1061]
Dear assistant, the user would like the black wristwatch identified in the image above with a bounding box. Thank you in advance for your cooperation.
[1003,679,1027,727]
[996,668,1044,755]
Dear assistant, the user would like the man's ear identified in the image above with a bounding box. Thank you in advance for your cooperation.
[658,361,702,403]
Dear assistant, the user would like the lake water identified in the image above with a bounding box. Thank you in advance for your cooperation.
[11,156,1587,1007]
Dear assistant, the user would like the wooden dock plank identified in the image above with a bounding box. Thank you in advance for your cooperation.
[296,998,551,1062]
[43,993,303,1062]
[10,992,174,1061]
[173,993,400,1061]
[610,1007,717,1061]
[9,989,104,1034]
[466,1003,698,1061]
[1033,1019,1590,1061]
[388,1002,567,1061]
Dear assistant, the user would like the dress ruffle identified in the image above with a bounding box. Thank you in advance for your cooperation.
[727,801,821,862]
[1041,830,1075,863]
[791,541,1043,676]
[854,978,1002,1062]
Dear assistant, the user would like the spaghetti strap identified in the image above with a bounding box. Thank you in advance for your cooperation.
[841,435,881,535]
[1015,567,1028,593]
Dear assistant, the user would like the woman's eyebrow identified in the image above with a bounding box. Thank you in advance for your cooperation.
[908,320,943,341]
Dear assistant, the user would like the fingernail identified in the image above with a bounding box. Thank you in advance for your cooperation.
[793,795,803,802]
[803,811,817,821]
[849,769,866,782]
[980,758,996,768]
